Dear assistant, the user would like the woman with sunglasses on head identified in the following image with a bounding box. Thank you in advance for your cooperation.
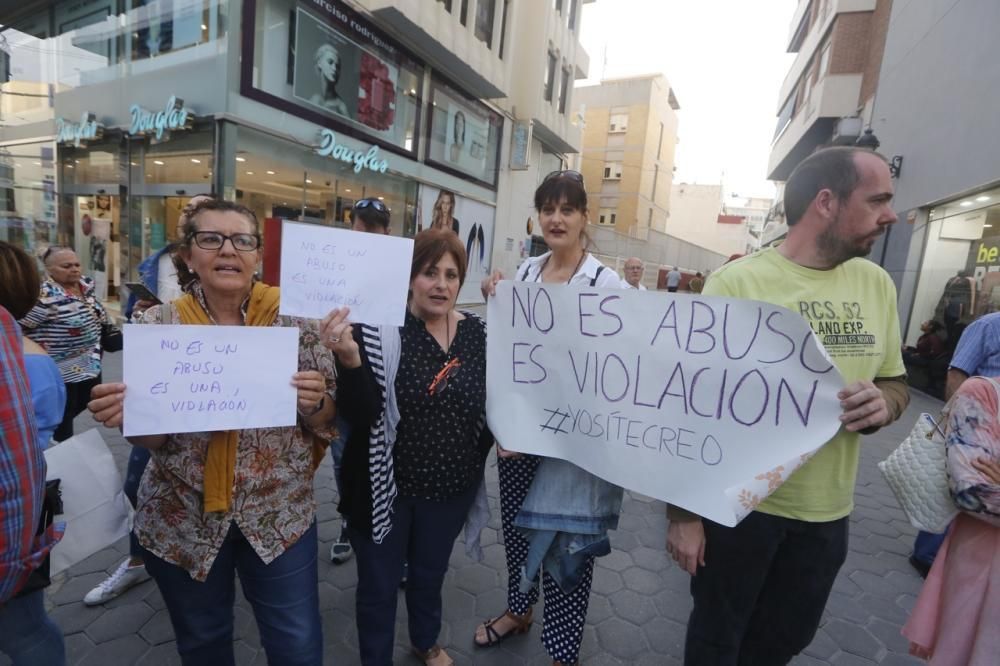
[321,228,492,666]
[477,170,626,666]
[19,245,117,442]
[86,199,336,666]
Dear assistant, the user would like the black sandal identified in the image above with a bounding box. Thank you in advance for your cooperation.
[474,608,533,648]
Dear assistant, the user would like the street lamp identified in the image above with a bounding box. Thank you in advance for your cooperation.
[855,128,902,178]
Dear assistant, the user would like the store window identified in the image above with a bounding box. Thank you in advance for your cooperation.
[905,186,1000,393]
[0,141,59,257]
[426,77,504,188]
[233,126,418,241]
[475,0,496,48]
[246,0,422,156]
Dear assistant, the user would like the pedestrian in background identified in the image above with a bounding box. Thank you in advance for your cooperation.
[19,246,114,442]
[478,170,625,666]
[687,271,704,294]
[666,265,682,292]
[623,257,646,289]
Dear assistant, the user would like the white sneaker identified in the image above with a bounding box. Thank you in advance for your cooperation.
[329,530,353,564]
[83,558,152,606]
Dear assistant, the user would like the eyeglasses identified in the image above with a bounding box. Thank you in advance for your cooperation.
[188,231,260,252]
[354,198,390,214]
[428,357,461,396]
[543,170,584,183]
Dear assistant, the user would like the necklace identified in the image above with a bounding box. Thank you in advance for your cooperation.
[538,250,586,284]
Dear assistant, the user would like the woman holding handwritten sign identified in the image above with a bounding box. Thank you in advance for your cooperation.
[320,229,491,666]
[478,171,625,666]
[87,200,336,666]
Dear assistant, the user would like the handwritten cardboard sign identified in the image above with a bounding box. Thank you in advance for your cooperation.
[486,282,846,527]
[278,221,413,326]
[122,325,299,436]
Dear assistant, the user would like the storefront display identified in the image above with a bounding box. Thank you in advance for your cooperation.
[426,77,504,188]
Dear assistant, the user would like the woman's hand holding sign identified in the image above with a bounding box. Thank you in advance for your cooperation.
[481,270,504,299]
[321,307,361,369]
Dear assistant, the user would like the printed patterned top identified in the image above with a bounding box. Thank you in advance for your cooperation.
[393,309,490,501]
[131,293,337,581]
[19,276,106,382]
[946,377,1000,527]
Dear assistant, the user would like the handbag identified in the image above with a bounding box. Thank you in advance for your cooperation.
[14,479,63,597]
[878,404,959,534]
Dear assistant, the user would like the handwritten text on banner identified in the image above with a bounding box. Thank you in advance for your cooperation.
[486,282,846,527]
[278,221,413,326]
[122,325,299,437]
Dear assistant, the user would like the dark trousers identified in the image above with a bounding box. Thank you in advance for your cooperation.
[685,512,849,666]
[140,522,322,666]
[54,375,100,442]
[913,529,947,565]
[348,485,477,666]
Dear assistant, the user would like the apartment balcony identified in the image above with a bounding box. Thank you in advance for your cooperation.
[767,73,862,181]
[362,0,508,99]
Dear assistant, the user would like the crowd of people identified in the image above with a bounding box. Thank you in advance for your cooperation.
[0,147,997,666]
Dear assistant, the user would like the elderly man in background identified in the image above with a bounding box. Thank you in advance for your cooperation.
[623,257,646,290]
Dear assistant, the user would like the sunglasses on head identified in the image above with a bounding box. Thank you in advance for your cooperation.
[354,198,390,214]
[543,170,584,183]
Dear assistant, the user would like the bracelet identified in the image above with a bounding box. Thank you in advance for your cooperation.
[301,396,325,418]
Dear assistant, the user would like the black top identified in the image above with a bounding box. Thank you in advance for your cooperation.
[335,312,493,536]
[393,310,488,500]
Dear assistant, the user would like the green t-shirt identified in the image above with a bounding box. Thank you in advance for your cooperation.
[704,248,905,522]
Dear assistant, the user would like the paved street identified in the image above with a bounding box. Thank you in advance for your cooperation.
[25,351,937,665]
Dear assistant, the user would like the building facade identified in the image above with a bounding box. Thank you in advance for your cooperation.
[574,74,679,238]
[866,0,1000,350]
[765,0,892,239]
[667,183,748,258]
[0,0,594,307]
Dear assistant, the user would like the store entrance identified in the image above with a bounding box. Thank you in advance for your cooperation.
[60,185,122,306]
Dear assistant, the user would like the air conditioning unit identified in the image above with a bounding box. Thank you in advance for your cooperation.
[831,116,863,145]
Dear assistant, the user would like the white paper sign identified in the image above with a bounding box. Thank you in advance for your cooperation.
[45,429,131,575]
[487,282,846,527]
[278,221,413,326]
[122,324,299,436]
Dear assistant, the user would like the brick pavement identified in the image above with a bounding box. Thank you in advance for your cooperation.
[18,351,938,665]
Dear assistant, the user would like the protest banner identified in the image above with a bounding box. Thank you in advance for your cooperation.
[486,282,846,527]
[122,324,299,436]
[278,221,413,326]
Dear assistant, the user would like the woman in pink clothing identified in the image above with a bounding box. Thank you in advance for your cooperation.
[902,376,1000,665]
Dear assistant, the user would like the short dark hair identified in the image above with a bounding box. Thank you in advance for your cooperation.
[534,173,588,213]
[410,228,468,289]
[0,241,42,319]
[350,205,390,232]
[784,147,886,226]
[174,199,260,292]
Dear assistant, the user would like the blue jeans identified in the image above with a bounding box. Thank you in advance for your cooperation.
[329,415,350,500]
[913,529,947,565]
[348,485,477,666]
[140,521,322,666]
[124,446,152,558]
[0,588,65,665]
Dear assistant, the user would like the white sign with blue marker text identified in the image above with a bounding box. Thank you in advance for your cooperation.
[122,325,299,436]
[278,221,413,326]
[486,282,847,527]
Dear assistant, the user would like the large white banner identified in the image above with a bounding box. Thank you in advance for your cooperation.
[279,221,413,326]
[122,324,299,436]
[486,282,846,527]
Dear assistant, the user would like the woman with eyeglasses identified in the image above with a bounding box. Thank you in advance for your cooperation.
[476,170,625,666]
[321,228,492,666]
[86,199,336,665]
[19,245,117,442]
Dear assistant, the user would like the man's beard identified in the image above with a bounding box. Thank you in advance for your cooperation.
[817,211,878,266]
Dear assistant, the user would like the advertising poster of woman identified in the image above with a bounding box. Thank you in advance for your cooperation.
[418,184,494,303]
[293,10,360,121]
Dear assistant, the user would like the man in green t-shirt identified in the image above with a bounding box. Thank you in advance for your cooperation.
[667,147,910,665]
